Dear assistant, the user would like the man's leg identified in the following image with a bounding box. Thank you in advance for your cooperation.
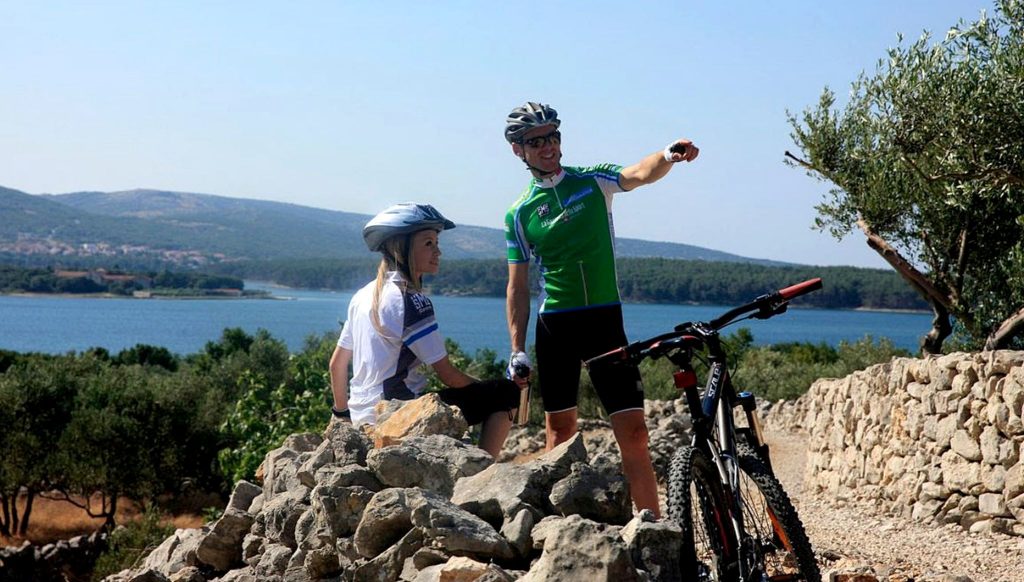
[545,408,578,450]
[610,409,660,518]
[478,411,513,459]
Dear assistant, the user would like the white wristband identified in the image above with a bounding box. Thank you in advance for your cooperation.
[663,143,676,162]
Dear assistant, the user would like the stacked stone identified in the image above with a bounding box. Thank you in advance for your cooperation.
[0,530,107,582]
[765,351,1024,537]
[104,394,684,582]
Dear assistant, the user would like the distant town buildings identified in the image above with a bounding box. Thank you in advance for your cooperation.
[54,268,154,289]
[0,235,226,267]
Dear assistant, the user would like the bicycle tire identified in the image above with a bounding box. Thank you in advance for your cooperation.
[735,440,821,582]
[667,445,739,582]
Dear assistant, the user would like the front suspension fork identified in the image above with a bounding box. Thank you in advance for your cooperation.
[736,391,772,471]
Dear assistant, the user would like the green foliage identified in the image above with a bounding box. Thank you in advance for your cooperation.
[741,334,907,401]
[90,506,175,581]
[0,353,88,535]
[636,333,908,405]
[424,338,506,393]
[0,264,245,296]
[788,1,1024,348]
[216,333,335,483]
[56,364,224,520]
[202,505,224,524]
[186,328,291,403]
[112,344,179,371]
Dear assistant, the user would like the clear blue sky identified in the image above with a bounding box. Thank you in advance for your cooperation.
[1,1,990,268]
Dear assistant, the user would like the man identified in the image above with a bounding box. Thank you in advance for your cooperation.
[502,101,699,518]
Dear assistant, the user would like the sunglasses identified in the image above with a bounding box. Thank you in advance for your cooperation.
[521,130,561,149]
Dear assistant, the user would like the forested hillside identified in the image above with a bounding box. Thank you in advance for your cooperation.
[2,185,780,265]
[212,256,927,310]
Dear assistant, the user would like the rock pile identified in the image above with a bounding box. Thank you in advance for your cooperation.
[764,350,1024,537]
[104,394,685,582]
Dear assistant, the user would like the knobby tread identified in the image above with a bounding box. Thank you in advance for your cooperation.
[736,440,821,582]
[667,445,738,582]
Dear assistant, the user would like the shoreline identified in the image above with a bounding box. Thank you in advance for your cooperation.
[0,289,929,313]
[2,291,277,300]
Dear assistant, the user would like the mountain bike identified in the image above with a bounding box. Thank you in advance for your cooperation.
[586,278,823,582]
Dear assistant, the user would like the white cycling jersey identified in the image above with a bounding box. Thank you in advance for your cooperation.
[337,272,447,425]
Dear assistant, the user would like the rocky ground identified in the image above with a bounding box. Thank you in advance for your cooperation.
[500,401,1024,582]
[764,427,1024,582]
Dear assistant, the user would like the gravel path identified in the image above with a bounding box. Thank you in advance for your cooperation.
[764,428,1024,582]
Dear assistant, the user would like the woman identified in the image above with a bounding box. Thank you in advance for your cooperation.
[328,203,521,458]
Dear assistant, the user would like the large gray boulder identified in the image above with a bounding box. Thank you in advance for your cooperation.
[353,487,513,562]
[521,514,639,582]
[620,510,684,581]
[352,488,422,558]
[260,489,311,549]
[352,527,425,582]
[141,528,204,577]
[367,434,493,496]
[549,461,632,524]
[195,508,254,571]
[409,491,513,560]
[450,433,588,524]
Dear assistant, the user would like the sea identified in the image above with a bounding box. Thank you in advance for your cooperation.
[0,282,933,356]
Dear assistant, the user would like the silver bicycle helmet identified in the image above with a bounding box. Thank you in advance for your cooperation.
[362,203,456,252]
[505,101,560,144]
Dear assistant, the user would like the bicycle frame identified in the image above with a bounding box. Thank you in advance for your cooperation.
[668,326,763,579]
[587,277,823,581]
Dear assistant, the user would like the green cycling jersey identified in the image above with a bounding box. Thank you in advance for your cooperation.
[504,164,626,313]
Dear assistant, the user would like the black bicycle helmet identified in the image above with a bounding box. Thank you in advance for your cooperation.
[505,101,560,144]
[362,203,456,252]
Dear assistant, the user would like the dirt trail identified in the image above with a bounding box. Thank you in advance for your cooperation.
[764,428,1024,582]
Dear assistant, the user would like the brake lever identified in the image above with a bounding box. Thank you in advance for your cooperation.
[753,301,789,320]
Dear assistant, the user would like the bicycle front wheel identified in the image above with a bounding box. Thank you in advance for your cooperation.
[736,441,821,582]
[667,445,739,582]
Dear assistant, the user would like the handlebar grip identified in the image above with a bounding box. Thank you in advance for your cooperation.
[778,278,823,300]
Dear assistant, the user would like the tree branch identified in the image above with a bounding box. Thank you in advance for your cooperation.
[900,152,1023,186]
[954,227,968,302]
[856,218,953,309]
[985,305,1024,350]
[41,490,109,519]
[784,150,813,169]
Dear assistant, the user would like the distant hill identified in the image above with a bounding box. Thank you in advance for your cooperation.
[0,185,789,266]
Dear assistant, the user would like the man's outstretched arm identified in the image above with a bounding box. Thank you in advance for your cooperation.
[619,138,699,191]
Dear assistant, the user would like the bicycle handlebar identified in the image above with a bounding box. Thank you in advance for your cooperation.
[584,278,822,369]
[779,278,823,301]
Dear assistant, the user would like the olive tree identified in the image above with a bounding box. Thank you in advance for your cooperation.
[54,364,223,528]
[787,0,1024,353]
[0,354,92,536]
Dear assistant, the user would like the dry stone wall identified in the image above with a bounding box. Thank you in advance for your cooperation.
[764,351,1024,537]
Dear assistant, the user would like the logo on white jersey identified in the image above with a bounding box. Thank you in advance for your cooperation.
[410,293,432,314]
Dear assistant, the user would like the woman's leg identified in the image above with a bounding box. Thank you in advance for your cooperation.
[478,410,513,458]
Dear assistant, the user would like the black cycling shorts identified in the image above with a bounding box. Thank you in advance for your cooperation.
[438,379,520,425]
[535,303,644,415]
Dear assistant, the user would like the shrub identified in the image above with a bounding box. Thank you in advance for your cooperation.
[90,506,174,581]
[217,333,335,483]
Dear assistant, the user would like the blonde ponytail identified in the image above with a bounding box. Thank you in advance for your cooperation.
[369,233,421,335]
